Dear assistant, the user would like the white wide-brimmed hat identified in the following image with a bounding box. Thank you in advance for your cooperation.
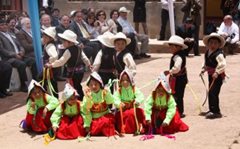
[153,72,171,94]
[163,35,188,50]
[62,83,77,101]
[203,32,226,48]
[28,79,46,96]
[58,30,79,44]
[110,32,131,46]
[87,72,104,88]
[119,7,130,13]
[97,31,115,48]
[43,27,56,40]
[119,69,135,86]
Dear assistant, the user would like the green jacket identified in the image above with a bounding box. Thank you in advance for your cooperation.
[81,89,114,128]
[144,94,176,125]
[114,86,144,108]
[50,102,81,128]
[27,94,59,115]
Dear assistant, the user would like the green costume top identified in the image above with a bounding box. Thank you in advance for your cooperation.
[81,89,115,128]
[27,94,59,115]
[114,86,144,108]
[50,101,81,128]
[144,94,176,125]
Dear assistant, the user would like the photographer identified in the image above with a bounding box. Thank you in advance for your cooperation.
[218,15,239,55]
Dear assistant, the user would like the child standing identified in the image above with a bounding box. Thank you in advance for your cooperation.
[41,27,59,98]
[163,35,188,118]
[46,30,91,100]
[81,72,116,136]
[114,70,146,134]
[201,32,226,119]
[22,80,59,133]
[50,83,86,139]
[144,73,189,134]
[110,32,136,77]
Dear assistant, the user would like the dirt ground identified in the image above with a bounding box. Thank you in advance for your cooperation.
[0,53,239,149]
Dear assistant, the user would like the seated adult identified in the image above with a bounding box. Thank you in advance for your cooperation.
[0,59,13,98]
[218,15,239,55]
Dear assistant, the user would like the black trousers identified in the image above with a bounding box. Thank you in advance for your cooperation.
[208,75,223,114]
[126,32,137,56]
[193,24,200,55]
[173,75,188,115]
[71,72,84,101]
[159,9,169,40]
[0,61,12,91]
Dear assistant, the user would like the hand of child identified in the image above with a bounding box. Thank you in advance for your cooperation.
[161,122,168,127]
[146,120,151,126]
[42,107,48,118]
[120,102,126,108]
[212,72,218,79]
[134,101,140,107]
[164,70,170,76]
[45,63,52,68]
[52,127,57,134]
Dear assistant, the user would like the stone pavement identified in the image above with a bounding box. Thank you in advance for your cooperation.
[0,53,240,149]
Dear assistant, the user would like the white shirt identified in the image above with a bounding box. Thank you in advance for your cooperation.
[51,49,90,68]
[202,52,226,74]
[218,22,239,44]
[169,55,182,75]
[45,43,58,64]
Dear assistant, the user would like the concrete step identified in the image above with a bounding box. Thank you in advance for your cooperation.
[145,39,240,53]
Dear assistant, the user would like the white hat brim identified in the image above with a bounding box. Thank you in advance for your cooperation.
[58,33,79,44]
[203,34,226,49]
[43,32,56,40]
[163,41,188,50]
[110,37,131,46]
[97,36,114,48]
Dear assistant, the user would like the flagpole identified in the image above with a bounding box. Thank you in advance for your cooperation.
[168,0,175,35]
[27,0,43,73]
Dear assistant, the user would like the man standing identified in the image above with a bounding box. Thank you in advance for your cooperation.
[159,0,175,40]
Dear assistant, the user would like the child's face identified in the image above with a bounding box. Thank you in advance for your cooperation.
[88,79,101,93]
[114,40,126,52]
[156,85,166,97]
[61,39,73,48]
[31,87,44,99]
[120,74,130,88]
[208,38,221,51]
[169,44,182,54]
[67,95,77,105]
[42,34,52,45]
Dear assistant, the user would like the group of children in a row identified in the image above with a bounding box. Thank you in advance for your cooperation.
[21,26,226,140]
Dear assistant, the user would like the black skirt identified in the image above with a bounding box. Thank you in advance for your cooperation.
[133,0,146,22]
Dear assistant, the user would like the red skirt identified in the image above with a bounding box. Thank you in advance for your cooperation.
[151,109,189,134]
[115,108,146,134]
[56,115,86,140]
[25,107,52,133]
[90,113,115,137]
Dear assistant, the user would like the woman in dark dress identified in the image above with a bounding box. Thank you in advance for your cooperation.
[133,0,148,34]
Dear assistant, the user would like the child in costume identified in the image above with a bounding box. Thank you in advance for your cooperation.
[92,32,117,92]
[200,32,226,119]
[114,70,146,134]
[144,73,189,134]
[81,72,116,136]
[50,83,86,139]
[21,80,59,133]
[163,35,188,118]
[41,27,59,98]
[110,32,136,77]
[45,30,91,100]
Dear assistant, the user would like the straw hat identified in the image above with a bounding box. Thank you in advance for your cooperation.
[153,72,171,94]
[119,7,130,13]
[119,69,135,86]
[58,30,79,44]
[203,32,226,49]
[27,79,46,96]
[110,32,131,46]
[163,35,188,50]
[43,27,56,40]
[87,72,104,88]
[97,31,115,48]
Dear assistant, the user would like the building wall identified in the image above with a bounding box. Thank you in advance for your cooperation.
[24,0,204,39]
